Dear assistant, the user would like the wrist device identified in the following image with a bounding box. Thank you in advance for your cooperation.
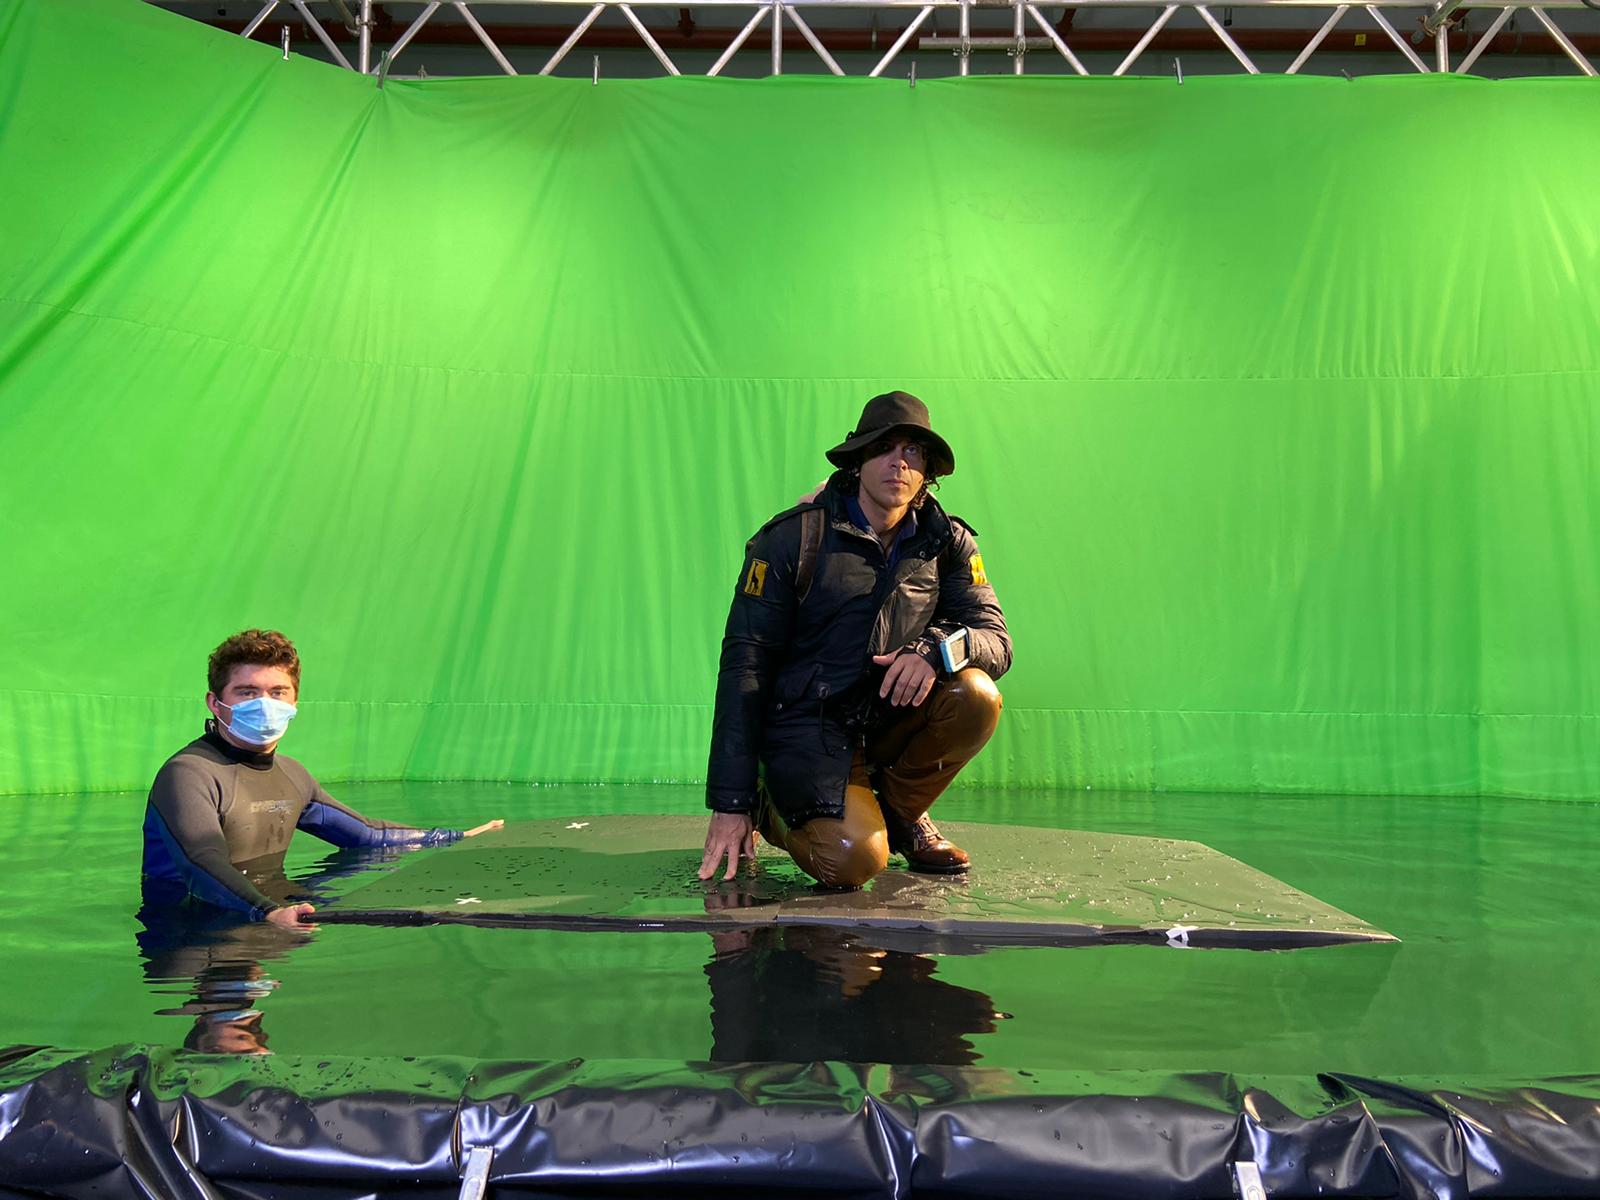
[938,627,970,674]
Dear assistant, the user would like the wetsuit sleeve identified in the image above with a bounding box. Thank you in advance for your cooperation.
[296,782,462,849]
[922,521,1012,681]
[145,759,278,920]
[705,518,800,814]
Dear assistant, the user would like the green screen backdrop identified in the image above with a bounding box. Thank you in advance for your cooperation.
[1,0,1596,799]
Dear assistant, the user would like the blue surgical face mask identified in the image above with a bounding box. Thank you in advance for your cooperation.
[219,696,297,746]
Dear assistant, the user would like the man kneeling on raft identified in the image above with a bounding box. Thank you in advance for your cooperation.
[700,391,1012,888]
[142,629,503,929]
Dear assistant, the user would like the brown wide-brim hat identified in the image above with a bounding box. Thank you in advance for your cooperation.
[825,391,956,477]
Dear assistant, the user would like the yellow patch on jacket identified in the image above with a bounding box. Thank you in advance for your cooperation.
[743,559,769,597]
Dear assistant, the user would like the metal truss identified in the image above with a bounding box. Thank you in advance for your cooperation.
[210,0,1600,78]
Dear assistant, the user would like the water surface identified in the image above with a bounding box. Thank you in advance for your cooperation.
[2,783,1594,1077]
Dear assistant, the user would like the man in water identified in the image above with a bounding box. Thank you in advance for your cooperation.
[142,629,502,929]
[700,391,1012,888]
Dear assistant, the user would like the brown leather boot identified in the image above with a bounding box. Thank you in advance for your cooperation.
[880,806,970,874]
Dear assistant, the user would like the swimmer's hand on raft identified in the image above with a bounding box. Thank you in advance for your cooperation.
[699,812,755,881]
[463,819,505,837]
[266,902,317,932]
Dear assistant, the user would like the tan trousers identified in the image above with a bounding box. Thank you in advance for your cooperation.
[758,668,1002,888]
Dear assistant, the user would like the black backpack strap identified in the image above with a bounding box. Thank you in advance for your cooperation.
[795,507,824,602]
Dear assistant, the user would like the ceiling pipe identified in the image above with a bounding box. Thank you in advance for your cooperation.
[205,15,1600,57]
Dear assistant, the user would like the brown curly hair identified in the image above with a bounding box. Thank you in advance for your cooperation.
[207,629,301,695]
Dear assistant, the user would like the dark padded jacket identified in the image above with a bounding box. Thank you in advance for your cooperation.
[706,473,1011,826]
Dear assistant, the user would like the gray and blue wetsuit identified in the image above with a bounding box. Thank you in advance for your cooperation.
[142,723,460,919]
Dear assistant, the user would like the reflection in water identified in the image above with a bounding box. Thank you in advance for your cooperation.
[705,924,1001,1064]
[136,903,294,1054]
[136,845,415,1054]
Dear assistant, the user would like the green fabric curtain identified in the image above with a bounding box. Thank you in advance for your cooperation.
[1,0,1595,798]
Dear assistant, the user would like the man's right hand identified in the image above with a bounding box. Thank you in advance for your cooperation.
[265,902,317,931]
[698,812,755,881]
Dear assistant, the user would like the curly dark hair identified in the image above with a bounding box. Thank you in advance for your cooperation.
[207,629,301,695]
